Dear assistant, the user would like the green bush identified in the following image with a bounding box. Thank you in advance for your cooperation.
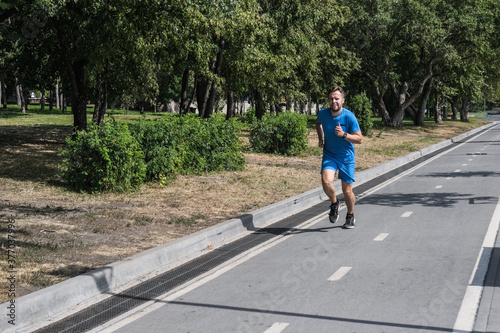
[249,111,308,156]
[349,92,374,136]
[62,120,146,193]
[242,107,256,124]
[131,114,245,180]
[129,115,184,181]
[182,115,245,173]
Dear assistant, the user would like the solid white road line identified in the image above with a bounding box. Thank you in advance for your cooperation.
[328,266,352,281]
[453,197,500,332]
[373,233,389,241]
[263,322,289,333]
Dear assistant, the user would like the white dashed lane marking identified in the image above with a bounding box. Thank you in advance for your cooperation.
[328,266,352,281]
[263,322,289,333]
[401,211,413,218]
[373,233,389,241]
[435,185,443,189]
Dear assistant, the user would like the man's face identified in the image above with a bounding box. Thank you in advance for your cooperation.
[328,91,344,112]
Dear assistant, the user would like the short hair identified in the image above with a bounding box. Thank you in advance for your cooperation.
[327,86,345,99]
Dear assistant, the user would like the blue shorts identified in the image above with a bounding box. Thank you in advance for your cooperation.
[321,158,356,183]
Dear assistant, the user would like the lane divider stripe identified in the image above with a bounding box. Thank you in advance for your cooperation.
[328,266,352,281]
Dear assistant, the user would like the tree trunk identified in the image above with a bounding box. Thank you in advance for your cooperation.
[275,103,281,115]
[451,101,458,120]
[61,92,67,114]
[55,83,60,109]
[434,91,443,124]
[254,89,265,119]
[92,71,108,126]
[49,89,54,111]
[388,81,411,127]
[299,101,306,114]
[40,91,45,111]
[204,39,225,119]
[415,78,434,127]
[19,85,28,113]
[270,104,278,115]
[239,97,246,115]
[368,78,390,125]
[226,89,234,120]
[459,98,469,122]
[0,80,5,108]
[180,67,191,114]
[407,105,417,125]
[307,94,312,115]
[196,77,210,117]
[15,81,22,107]
[187,82,196,115]
[67,59,88,131]
[204,80,218,118]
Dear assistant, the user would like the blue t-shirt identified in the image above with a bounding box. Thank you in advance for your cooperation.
[317,107,360,163]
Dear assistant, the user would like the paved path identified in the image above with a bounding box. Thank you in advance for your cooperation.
[74,124,500,333]
[22,123,499,333]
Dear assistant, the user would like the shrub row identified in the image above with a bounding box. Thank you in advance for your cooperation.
[249,111,308,156]
[131,114,246,180]
[62,115,246,193]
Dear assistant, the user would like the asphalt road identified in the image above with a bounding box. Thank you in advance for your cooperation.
[94,124,500,333]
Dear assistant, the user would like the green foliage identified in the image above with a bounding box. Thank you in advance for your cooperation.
[242,107,257,124]
[129,115,183,181]
[130,114,246,180]
[249,111,308,156]
[61,120,146,193]
[349,92,374,136]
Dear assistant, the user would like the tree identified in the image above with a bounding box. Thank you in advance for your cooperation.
[430,0,498,122]
[339,0,446,127]
[2,0,166,131]
[339,0,499,127]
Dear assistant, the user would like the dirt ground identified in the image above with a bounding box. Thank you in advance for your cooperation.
[0,118,489,302]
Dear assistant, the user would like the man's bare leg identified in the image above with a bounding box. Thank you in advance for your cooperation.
[321,169,337,203]
[342,181,355,214]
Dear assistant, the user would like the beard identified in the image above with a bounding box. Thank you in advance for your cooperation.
[330,104,342,112]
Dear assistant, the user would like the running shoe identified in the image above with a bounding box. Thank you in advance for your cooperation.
[343,213,355,229]
[329,200,339,223]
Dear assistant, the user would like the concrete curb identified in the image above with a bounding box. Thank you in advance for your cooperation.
[2,121,496,333]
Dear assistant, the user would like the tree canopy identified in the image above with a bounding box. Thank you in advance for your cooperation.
[1,0,499,130]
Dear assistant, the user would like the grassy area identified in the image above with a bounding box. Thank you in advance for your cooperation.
[0,105,168,127]
[0,104,491,302]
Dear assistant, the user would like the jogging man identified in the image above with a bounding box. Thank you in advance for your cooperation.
[315,86,363,229]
